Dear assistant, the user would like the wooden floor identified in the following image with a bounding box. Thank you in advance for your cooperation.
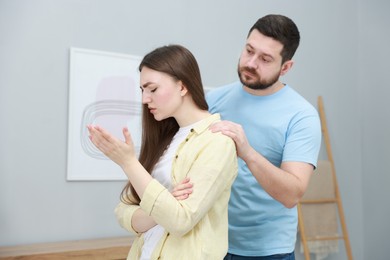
[0,236,134,260]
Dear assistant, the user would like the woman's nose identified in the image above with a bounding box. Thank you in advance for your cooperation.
[142,93,151,104]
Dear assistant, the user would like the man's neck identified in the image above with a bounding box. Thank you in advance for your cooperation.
[243,81,285,96]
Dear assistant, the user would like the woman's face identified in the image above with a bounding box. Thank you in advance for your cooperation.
[140,67,185,121]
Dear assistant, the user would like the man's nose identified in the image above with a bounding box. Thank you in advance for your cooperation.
[246,56,258,69]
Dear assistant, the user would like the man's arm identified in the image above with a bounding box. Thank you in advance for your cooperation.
[210,120,313,208]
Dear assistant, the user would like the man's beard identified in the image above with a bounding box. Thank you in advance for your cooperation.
[237,65,280,90]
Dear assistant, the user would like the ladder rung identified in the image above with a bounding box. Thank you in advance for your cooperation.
[306,235,343,241]
[299,198,337,204]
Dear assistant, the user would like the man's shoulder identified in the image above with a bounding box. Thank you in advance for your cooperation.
[206,81,240,104]
[282,86,317,112]
[207,81,240,95]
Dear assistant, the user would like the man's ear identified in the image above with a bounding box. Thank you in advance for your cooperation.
[280,60,294,76]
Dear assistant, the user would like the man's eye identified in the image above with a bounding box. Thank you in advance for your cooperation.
[262,57,272,63]
[151,88,157,93]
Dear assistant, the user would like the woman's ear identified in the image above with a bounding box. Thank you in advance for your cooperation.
[179,81,188,97]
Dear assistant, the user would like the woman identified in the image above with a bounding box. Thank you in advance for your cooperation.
[88,45,237,259]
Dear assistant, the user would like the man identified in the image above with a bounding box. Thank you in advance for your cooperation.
[206,14,322,259]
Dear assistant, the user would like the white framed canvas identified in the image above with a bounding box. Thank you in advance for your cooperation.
[67,47,143,181]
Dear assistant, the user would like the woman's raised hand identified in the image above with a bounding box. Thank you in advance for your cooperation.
[87,125,137,169]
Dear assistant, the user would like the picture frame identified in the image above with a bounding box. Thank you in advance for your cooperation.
[67,47,143,181]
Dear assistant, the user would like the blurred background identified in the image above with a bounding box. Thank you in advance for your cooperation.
[1,1,389,259]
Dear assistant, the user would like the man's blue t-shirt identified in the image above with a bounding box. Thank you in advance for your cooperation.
[206,81,321,256]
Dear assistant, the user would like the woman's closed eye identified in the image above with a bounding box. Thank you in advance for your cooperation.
[139,86,158,93]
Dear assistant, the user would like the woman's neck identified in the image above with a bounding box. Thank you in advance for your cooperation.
[176,108,211,127]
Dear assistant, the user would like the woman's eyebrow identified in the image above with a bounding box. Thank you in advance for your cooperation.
[140,81,154,89]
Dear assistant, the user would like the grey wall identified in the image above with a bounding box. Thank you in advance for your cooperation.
[358,0,390,260]
[1,0,388,259]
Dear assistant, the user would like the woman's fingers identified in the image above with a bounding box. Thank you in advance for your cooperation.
[172,178,193,200]
[174,193,190,200]
[87,125,138,169]
[88,125,113,151]
[122,127,134,146]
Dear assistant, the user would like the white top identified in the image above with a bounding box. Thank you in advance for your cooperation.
[140,123,194,260]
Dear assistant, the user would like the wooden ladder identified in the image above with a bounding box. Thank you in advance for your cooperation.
[297,96,353,260]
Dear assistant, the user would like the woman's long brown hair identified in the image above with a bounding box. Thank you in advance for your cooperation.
[120,45,208,205]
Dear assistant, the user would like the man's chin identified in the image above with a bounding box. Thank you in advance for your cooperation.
[244,82,272,90]
[239,77,256,87]
[240,79,264,90]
